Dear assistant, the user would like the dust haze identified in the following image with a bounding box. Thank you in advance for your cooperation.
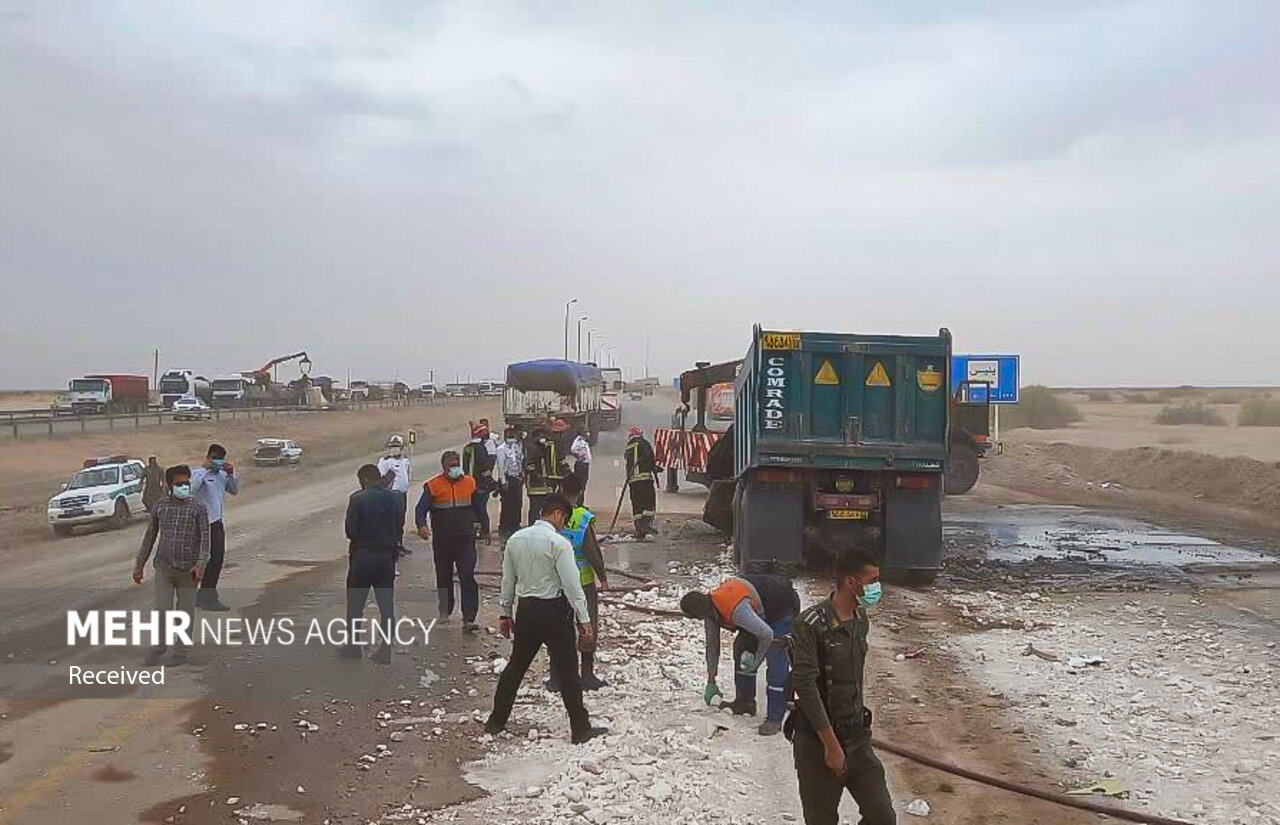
[1,2,1277,388]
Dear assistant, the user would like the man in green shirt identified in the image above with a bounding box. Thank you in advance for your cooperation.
[786,544,895,824]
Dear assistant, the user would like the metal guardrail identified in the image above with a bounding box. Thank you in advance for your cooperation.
[0,395,473,439]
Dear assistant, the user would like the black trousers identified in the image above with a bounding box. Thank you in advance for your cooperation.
[793,729,896,825]
[629,480,656,520]
[499,479,524,535]
[432,534,478,621]
[487,596,590,737]
[346,549,396,643]
[200,519,226,592]
[471,489,492,538]
[573,462,590,504]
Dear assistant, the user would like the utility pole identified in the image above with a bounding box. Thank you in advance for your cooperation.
[577,316,589,362]
[644,334,650,380]
[563,298,577,360]
[152,349,159,390]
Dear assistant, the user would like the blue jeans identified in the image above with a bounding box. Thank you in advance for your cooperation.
[733,613,795,721]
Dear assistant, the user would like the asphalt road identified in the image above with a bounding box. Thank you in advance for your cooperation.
[0,393,681,824]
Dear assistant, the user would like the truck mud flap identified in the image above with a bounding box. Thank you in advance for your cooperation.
[882,482,942,586]
[733,478,804,573]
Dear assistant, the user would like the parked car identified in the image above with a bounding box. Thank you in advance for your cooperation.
[172,395,213,421]
[253,438,303,465]
[47,456,146,536]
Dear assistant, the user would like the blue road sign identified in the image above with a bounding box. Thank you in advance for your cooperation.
[952,354,1020,404]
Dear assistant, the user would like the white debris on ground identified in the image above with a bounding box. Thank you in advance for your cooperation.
[941,588,1280,824]
[382,559,810,825]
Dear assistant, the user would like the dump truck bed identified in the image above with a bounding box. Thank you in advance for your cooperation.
[734,327,951,476]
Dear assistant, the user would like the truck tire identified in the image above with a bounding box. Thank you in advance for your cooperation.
[111,498,130,529]
[944,444,980,496]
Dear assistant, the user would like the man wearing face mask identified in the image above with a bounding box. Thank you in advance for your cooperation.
[786,545,894,825]
[190,443,238,612]
[415,451,484,632]
[133,464,209,666]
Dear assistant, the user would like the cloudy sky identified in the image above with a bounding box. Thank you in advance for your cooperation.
[1,1,1276,389]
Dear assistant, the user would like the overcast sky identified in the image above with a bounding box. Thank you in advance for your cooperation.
[1,1,1276,389]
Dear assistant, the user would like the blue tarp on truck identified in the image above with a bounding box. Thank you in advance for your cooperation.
[505,360,603,395]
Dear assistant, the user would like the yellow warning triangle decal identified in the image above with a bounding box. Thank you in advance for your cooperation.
[814,360,839,385]
[866,362,892,388]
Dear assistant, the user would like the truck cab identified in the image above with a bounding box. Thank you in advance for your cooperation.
[211,375,249,407]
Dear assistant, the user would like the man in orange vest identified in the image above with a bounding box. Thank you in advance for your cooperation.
[680,573,800,736]
[415,451,485,632]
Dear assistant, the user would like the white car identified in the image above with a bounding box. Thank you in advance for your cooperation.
[48,457,146,536]
[253,438,302,465]
[172,395,212,420]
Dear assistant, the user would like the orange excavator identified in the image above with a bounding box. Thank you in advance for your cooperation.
[245,351,311,387]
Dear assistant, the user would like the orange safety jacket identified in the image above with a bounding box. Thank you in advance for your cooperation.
[418,474,479,539]
[710,577,762,630]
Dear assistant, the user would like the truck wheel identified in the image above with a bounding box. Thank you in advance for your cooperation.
[111,498,130,529]
[52,524,73,538]
[945,444,980,496]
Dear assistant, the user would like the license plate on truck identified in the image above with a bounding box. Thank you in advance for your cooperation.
[827,509,870,520]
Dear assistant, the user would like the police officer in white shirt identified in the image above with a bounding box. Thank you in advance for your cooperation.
[377,434,412,555]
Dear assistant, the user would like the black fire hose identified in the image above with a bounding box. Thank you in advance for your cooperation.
[869,738,1199,825]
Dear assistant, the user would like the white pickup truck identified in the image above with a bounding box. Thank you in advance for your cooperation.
[47,456,147,536]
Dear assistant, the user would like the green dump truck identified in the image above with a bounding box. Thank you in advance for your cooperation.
[706,325,951,584]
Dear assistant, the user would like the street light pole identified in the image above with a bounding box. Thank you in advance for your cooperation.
[563,299,577,360]
[577,315,588,362]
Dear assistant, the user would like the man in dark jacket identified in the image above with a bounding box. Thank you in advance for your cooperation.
[462,421,497,543]
[624,427,659,538]
[141,455,166,513]
[342,463,405,664]
[787,544,894,824]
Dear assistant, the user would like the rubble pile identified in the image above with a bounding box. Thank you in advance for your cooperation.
[396,569,804,824]
[947,590,1280,824]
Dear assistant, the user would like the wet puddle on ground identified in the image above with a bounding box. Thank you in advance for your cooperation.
[947,504,1276,567]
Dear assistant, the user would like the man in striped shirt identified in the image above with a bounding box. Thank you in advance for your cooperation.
[133,464,210,666]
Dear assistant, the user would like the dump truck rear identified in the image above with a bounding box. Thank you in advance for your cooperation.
[712,325,950,584]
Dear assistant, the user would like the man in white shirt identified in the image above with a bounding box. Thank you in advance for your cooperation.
[569,428,592,505]
[494,426,525,537]
[377,434,412,555]
[484,493,608,744]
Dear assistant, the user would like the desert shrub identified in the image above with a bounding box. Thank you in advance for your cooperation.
[1085,390,1113,402]
[1208,391,1243,405]
[1124,392,1155,403]
[1154,403,1225,426]
[1001,386,1082,430]
[1238,398,1280,427]
[1152,387,1196,403]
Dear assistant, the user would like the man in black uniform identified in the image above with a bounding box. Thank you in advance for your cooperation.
[624,427,659,538]
[462,422,497,544]
[787,544,894,824]
[523,425,554,525]
[342,464,405,664]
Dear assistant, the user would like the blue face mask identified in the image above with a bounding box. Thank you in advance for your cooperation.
[447,466,463,480]
[857,581,883,608]
[172,483,192,500]
[210,458,225,470]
